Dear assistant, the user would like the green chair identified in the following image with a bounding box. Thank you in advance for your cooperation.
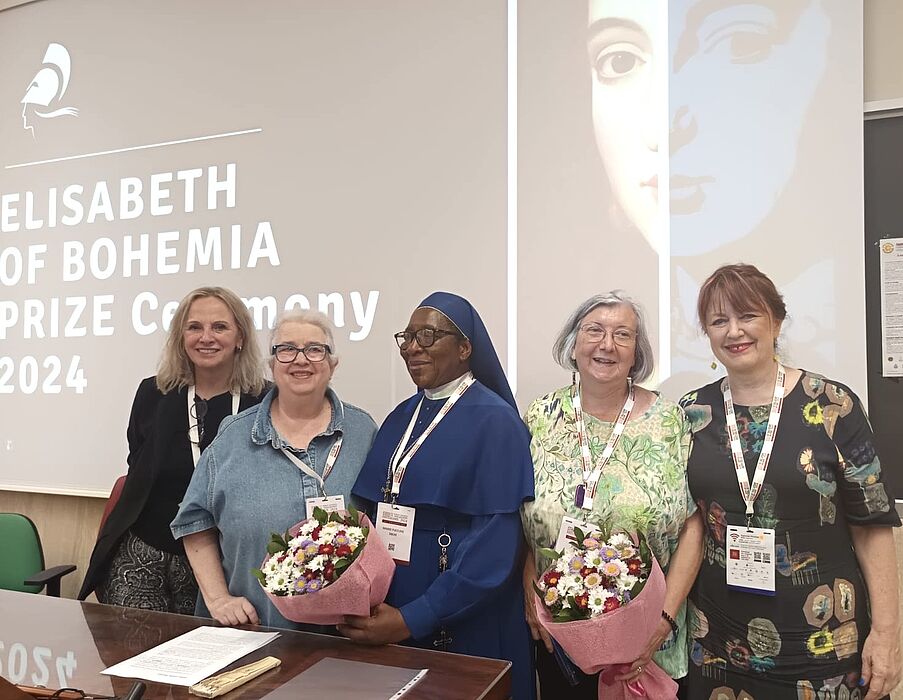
[0,513,76,596]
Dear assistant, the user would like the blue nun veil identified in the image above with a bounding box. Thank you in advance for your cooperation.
[417,292,516,409]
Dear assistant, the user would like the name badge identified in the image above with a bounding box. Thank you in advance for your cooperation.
[305,495,346,520]
[376,502,416,565]
[726,525,776,595]
[554,515,594,553]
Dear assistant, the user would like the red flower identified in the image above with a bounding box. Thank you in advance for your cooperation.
[336,544,353,558]
[318,543,335,555]
[603,596,621,613]
[311,526,322,540]
[575,593,589,609]
[580,566,598,577]
[276,554,287,563]
[626,558,642,575]
[543,571,561,588]
[323,563,336,581]
[304,569,318,580]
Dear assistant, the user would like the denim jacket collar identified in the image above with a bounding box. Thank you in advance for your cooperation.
[251,386,344,449]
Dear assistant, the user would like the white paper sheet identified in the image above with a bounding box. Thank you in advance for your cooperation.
[101,626,279,686]
[880,237,903,377]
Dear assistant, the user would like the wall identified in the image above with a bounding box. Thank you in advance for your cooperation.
[865,0,903,103]
[1,1,902,696]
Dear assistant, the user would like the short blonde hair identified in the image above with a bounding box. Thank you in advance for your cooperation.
[156,287,266,395]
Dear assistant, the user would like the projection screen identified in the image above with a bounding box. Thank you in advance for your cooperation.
[1,0,866,496]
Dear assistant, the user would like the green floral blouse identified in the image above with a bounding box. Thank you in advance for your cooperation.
[521,385,694,678]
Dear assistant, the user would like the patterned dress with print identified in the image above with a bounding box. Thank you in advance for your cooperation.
[680,371,900,700]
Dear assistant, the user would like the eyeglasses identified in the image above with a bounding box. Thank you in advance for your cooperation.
[271,342,332,363]
[189,397,208,444]
[394,327,460,349]
[579,324,637,347]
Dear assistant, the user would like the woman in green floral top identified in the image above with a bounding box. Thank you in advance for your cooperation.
[521,292,704,699]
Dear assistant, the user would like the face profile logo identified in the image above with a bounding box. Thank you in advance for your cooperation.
[21,42,80,138]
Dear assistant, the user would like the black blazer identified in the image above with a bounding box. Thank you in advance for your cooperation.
[77,377,265,600]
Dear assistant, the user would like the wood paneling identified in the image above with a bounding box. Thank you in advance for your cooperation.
[0,491,106,600]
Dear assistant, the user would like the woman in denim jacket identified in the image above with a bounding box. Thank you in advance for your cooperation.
[171,310,377,628]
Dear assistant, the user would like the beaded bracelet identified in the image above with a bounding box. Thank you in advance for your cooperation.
[661,610,678,635]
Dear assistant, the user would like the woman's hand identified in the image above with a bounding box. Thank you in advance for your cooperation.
[206,594,260,626]
[522,550,553,653]
[338,603,411,645]
[861,626,901,700]
[613,617,671,682]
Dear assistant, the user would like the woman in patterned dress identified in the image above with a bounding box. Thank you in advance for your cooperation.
[681,263,901,700]
[521,291,704,698]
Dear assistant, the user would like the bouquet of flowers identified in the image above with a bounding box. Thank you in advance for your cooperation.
[253,505,395,625]
[533,527,677,700]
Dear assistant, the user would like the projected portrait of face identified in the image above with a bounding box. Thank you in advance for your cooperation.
[20,42,80,137]
[588,0,829,257]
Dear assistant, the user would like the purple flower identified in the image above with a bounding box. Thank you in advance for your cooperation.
[304,577,324,593]
[599,546,619,562]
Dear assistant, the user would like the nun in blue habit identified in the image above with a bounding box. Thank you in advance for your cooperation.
[339,292,535,699]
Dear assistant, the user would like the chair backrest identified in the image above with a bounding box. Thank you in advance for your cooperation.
[0,513,45,593]
[98,474,128,536]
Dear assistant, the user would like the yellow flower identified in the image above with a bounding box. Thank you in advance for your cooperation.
[544,588,559,605]
[802,401,824,426]
[806,628,834,656]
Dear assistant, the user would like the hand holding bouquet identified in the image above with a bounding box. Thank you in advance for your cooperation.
[534,527,678,700]
[253,505,395,625]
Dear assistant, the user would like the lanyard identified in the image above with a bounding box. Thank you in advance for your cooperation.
[188,386,240,467]
[572,374,635,510]
[722,364,786,519]
[282,436,343,497]
[385,372,475,502]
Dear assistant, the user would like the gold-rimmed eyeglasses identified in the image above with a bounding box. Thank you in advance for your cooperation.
[579,323,636,347]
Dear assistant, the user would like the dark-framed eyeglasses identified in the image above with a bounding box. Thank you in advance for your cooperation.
[394,327,460,349]
[189,397,209,444]
[271,342,332,363]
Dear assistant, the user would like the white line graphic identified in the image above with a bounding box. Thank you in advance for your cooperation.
[6,128,263,169]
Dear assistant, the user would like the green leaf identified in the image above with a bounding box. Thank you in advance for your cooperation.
[313,506,329,525]
[266,541,286,555]
[573,526,586,544]
[270,531,288,550]
[532,582,545,599]
[347,503,361,526]
[537,547,561,561]
[251,568,266,585]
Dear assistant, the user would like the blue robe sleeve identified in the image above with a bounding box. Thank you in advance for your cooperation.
[399,511,523,640]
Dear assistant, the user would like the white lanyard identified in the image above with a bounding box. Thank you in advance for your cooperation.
[187,386,240,467]
[282,436,344,497]
[722,364,786,519]
[571,375,635,510]
[385,372,475,502]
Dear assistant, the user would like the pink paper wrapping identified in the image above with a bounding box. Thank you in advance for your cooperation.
[534,557,678,700]
[261,514,396,625]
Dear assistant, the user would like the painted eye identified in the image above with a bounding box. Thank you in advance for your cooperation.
[704,21,777,64]
[593,45,647,83]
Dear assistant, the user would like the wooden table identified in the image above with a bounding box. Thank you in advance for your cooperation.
[0,591,510,700]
